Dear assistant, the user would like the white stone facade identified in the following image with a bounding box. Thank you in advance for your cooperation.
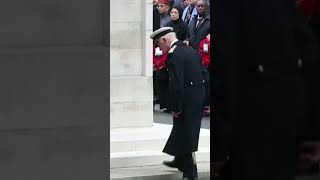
[110,0,154,128]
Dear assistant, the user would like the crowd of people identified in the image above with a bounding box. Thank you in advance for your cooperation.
[152,0,211,116]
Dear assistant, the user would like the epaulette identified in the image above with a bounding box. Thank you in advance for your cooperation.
[168,45,177,54]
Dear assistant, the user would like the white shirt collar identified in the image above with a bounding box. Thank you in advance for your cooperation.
[170,39,179,48]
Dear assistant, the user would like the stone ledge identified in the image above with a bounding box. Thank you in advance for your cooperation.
[110,149,210,169]
[110,162,210,180]
[110,76,152,103]
[110,101,153,129]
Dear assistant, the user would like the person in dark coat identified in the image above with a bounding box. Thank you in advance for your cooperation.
[211,0,318,180]
[153,47,169,111]
[153,0,161,31]
[153,0,162,107]
[150,27,208,180]
[186,0,210,51]
[182,0,198,27]
[296,0,320,174]
[166,5,190,41]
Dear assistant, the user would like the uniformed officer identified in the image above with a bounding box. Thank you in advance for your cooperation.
[150,27,208,180]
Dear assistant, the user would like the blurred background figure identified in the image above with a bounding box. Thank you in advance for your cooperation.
[158,0,172,27]
[181,0,190,10]
[296,0,320,175]
[198,34,211,117]
[211,0,318,179]
[153,46,170,112]
[182,0,199,27]
[153,0,161,31]
[166,5,189,41]
[153,0,161,107]
[187,0,210,51]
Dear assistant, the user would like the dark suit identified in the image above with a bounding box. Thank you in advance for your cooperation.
[188,13,210,51]
[211,0,318,179]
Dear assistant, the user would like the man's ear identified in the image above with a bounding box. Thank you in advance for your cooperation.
[161,37,167,44]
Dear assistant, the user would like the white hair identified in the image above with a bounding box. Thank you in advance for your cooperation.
[163,32,177,41]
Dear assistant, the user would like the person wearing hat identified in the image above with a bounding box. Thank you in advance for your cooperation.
[150,27,208,180]
[158,0,172,27]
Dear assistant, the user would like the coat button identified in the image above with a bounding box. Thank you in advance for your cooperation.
[258,64,264,73]
[297,59,303,68]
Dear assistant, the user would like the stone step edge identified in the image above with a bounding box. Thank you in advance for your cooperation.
[110,150,210,169]
[110,162,210,180]
[110,148,210,158]
[110,138,210,153]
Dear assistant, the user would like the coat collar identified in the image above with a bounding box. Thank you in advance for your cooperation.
[170,39,179,48]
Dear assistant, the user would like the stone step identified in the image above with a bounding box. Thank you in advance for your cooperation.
[110,148,210,169]
[110,123,210,153]
[110,162,210,180]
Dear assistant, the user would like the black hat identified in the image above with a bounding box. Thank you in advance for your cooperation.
[150,27,174,40]
[150,27,174,46]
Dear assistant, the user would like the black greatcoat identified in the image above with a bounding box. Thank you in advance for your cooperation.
[163,41,207,156]
[212,0,318,179]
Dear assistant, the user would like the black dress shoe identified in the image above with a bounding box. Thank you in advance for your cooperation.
[163,159,184,171]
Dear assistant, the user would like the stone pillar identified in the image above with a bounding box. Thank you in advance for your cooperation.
[0,1,108,179]
[110,0,153,129]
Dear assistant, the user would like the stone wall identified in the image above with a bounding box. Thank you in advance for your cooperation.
[0,1,108,179]
[110,0,153,128]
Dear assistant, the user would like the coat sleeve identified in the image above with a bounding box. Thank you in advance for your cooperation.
[167,52,185,113]
[211,0,238,162]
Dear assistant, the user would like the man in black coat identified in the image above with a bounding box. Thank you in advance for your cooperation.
[186,0,210,51]
[296,0,320,173]
[211,0,319,180]
[150,27,208,180]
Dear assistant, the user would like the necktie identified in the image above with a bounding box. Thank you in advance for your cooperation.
[196,17,203,29]
[185,6,192,23]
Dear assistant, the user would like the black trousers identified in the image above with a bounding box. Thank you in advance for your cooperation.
[204,68,210,107]
[175,153,198,178]
[157,68,169,109]
[153,71,159,103]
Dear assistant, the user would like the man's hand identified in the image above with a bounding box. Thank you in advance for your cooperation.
[172,111,182,118]
[183,40,190,46]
